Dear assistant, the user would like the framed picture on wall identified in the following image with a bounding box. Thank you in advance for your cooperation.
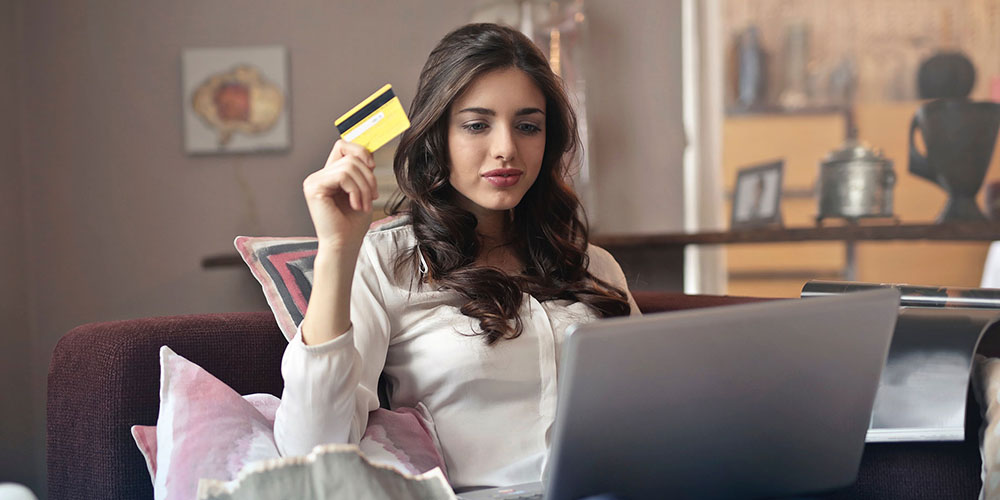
[731,160,784,228]
[181,46,290,154]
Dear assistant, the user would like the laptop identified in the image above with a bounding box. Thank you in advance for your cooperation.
[458,289,900,500]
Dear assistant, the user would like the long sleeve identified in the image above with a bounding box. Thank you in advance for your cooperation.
[273,236,392,457]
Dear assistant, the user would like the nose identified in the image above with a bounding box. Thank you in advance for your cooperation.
[491,125,516,162]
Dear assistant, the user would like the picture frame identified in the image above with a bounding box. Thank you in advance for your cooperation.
[731,160,784,228]
[181,45,290,154]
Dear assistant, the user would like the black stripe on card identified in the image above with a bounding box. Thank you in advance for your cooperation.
[336,88,396,135]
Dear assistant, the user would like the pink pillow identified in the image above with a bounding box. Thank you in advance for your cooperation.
[131,394,280,481]
[361,405,449,477]
[132,345,448,497]
[149,346,280,499]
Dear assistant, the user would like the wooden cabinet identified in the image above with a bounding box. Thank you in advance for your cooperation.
[720,102,1000,297]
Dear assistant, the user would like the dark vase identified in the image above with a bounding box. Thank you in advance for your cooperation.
[918,52,976,100]
[909,98,1000,222]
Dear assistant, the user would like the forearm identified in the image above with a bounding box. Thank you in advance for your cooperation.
[300,241,363,345]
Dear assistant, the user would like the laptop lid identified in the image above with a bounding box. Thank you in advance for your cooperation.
[544,289,900,500]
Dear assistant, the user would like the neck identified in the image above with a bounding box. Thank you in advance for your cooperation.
[465,205,522,273]
[475,211,508,249]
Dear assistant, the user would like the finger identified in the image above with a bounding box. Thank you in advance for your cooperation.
[342,163,373,212]
[303,169,335,200]
[326,139,347,166]
[337,140,376,168]
[347,155,379,199]
[303,167,346,199]
[339,155,376,202]
[337,173,363,211]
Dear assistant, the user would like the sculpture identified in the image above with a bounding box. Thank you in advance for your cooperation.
[908,52,1000,222]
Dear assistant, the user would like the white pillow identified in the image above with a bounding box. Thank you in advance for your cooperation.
[196,443,455,500]
[973,354,1000,498]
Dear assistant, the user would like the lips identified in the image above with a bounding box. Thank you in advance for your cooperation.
[482,168,523,187]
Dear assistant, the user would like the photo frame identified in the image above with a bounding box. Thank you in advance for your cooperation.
[731,160,784,228]
[181,46,290,154]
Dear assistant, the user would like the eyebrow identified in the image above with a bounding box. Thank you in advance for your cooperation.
[455,107,545,117]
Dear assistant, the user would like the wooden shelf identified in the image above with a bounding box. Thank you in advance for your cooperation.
[202,254,246,269]
[204,222,1000,273]
[591,222,1000,248]
[725,104,844,117]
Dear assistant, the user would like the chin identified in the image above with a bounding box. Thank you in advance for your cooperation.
[483,192,527,211]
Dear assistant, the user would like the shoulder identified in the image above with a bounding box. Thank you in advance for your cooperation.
[586,243,640,315]
[368,214,412,234]
[585,244,627,288]
[363,214,416,249]
[585,243,619,275]
[357,214,418,286]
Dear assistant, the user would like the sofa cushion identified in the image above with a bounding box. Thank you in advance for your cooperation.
[134,346,447,498]
[234,236,318,341]
[234,218,402,341]
[150,346,280,499]
[130,393,280,482]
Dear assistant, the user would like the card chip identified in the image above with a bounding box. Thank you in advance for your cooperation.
[335,84,410,153]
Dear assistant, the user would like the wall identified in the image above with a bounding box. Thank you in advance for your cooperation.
[7,1,686,496]
[586,0,685,234]
[0,0,35,490]
[14,2,474,496]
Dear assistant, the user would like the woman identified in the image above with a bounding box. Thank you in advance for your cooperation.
[274,23,639,490]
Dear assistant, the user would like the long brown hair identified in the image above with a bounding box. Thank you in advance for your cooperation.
[389,23,630,344]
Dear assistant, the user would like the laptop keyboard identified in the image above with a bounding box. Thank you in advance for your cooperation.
[457,486,544,499]
[480,489,543,500]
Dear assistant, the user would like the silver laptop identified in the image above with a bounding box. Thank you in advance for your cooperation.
[459,289,900,500]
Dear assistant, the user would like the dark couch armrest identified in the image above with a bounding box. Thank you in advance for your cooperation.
[47,312,287,500]
[632,290,774,313]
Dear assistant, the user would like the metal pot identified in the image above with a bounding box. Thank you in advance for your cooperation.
[816,139,896,222]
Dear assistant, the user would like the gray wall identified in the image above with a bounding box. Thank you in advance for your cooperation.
[587,1,685,234]
[1,0,34,490]
[3,1,683,496]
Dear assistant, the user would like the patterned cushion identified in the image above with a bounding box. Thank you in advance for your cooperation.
[234,216,402,341]
[234,236,318,341]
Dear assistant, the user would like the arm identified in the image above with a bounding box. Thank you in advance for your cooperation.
[298,139,379,345]
[273,238,391,455]
[273,139,386,456]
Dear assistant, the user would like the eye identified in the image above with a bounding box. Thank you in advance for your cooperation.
[462,122,489,133]
[517,123,542,135]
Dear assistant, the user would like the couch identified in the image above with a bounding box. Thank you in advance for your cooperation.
[46,291,984,499]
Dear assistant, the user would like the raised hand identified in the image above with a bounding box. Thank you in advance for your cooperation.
[302,139,379,250]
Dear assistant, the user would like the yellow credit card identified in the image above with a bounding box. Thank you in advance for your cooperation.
[334,84,410,153]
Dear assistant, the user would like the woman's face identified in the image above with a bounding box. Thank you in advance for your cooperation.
[446,67,546,219]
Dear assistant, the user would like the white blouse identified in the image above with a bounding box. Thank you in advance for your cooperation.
[273,218,639,489]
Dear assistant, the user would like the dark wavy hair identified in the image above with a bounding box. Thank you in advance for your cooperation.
[388,23,630,344]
